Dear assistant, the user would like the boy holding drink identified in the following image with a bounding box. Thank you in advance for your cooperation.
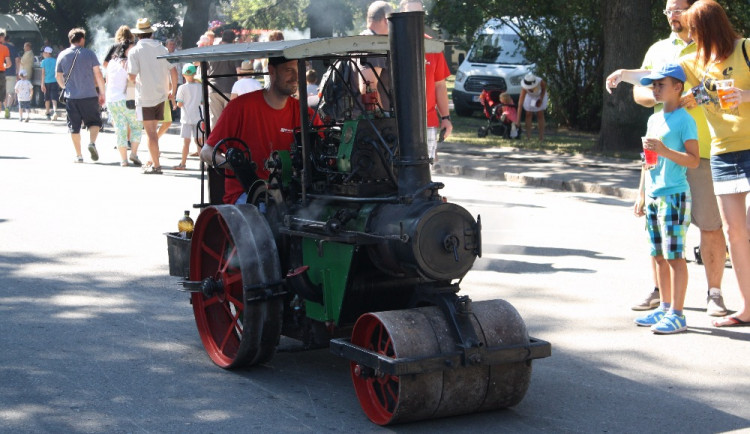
[631,63,700,333]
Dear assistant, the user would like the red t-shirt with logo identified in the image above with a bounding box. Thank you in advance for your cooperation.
[208,90,301,204]
[425,52,450,128]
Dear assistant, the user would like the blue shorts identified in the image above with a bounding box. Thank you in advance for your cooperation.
[645,192,691,260]
[18,100,31,109]
[711,149,750,195]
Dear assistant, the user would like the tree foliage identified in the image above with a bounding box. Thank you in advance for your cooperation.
[2,0,109,45]
[2,0,179,46]
[434,0,750,148]
[433,0,605,132]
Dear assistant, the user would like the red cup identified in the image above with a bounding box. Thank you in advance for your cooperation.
[642,137,658,167]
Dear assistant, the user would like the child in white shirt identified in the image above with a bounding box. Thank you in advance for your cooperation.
[174,64,204,169]
[15,69,33,122]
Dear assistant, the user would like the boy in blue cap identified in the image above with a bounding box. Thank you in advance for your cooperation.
[617,63,701,333]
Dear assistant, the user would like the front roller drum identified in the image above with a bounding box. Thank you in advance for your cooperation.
[349,299,535,425]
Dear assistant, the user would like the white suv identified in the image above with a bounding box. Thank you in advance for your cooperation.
[452,19,534,116]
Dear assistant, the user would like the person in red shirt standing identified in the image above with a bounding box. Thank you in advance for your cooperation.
[201,56,303,204]
[0,29,13,116]
[399,0,453,163]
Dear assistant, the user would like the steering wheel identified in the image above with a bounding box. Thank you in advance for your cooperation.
[211,137,252,172]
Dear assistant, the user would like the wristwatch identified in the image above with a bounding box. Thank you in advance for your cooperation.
[441,115,451,121]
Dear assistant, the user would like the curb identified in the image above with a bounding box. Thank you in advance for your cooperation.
[434,162,638,201]
[435,142,640,201]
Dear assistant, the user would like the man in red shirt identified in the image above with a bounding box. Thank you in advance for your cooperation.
[399,0,452,162]
[0,29,13,116]
[201,56,303,204]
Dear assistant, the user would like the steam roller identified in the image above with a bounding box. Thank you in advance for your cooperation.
[164,10,551,425]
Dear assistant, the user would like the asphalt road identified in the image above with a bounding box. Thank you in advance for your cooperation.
[0,119,749,433]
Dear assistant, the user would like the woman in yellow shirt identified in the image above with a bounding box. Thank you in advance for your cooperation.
[681,0,750,327]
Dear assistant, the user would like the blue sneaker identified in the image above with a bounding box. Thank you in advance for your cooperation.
[651,314,687,334]
[634,309,665,327]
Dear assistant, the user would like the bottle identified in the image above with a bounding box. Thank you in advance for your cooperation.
[178,210,194,239]
[362,82,378,113]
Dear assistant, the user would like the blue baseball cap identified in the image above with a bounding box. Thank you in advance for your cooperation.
[640,63,686,85]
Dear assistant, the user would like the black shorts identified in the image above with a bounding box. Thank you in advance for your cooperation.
[0,76,6,102]
[66,97,102,134]
[44,81,60,102]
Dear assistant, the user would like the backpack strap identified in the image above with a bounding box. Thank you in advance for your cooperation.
[743,39,750,70]
[62,48,80,87]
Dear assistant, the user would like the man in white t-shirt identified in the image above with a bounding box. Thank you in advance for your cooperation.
[230,60,263,99]
[127,18,178,174]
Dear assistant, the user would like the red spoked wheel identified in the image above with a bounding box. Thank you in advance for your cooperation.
[351,316,399,419]
[190,205,282,369]
[350,311,442,425]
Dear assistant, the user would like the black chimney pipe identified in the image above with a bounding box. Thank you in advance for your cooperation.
[388,11,431,200]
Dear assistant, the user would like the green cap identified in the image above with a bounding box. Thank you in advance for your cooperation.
[182,64,197,75]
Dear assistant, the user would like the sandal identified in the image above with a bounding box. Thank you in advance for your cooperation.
[712,315,750,328]
[173,164,186,170]
[143,166,163,175]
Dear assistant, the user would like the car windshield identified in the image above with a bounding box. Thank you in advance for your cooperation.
[467,33,529,65]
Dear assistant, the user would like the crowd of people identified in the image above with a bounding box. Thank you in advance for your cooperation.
[606,0,750,333]
[0,0,450,182]
[0,19,289,173]
[1,1,455,179]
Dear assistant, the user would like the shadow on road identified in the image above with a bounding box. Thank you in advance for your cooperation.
[487,244,623,261]
[1,251,748,433]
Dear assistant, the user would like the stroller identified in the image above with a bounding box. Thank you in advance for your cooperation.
[476,86,521,139]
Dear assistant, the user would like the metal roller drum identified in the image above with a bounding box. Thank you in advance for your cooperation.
[350,299,533,424]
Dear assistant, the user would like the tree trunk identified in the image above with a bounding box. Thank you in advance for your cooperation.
[598,0,653,152]
[182,0,211,50]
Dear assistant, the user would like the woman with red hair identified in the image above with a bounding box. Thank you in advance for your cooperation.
[679,0,750,328]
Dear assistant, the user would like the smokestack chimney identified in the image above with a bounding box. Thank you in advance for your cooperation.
[388,11,431,200]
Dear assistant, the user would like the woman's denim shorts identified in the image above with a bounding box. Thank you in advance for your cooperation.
[711,149,750,195]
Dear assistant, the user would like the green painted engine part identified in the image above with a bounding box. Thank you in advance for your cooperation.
[275,150,293,186]
[302,239,353,324]
[302,204,374,324]
[336,120,357,173]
